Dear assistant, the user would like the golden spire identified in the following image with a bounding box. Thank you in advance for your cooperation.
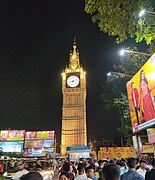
[73,36,77,55]
[69,37,80,69]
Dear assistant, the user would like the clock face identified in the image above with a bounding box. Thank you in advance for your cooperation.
[67,75,80,87]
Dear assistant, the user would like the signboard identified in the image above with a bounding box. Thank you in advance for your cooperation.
[98,147,134,159]
[0,141,23,152]
[0,130,25,141]
[24,139,54,149]
[25,131,55,139]
[126,53,155,132]
[67,146,90,161]
[23,148,54,157]
[147,128,155,143]
[67,146,90,151]
[142,144,155,153]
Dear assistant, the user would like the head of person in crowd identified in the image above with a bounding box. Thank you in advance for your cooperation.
[103,163,120,180]
[20,172,43,180]
[14,161,26,171]
[151,158,155,169]
[59,171,70,180]
[62,162,70,172]
[139,159,148,170]
[98,160,104,168]
[77,163,85,175]
[109,159,115,164]
[127,157,138,170]
[85,166,95,179]
[116,160,125,168]
[87,160,95,170]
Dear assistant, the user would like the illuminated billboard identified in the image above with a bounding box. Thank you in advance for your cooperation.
[126,53,155,132]
[147,128,155,143]
[24,139,54,149]
[98,147,134,159]
[23,148,54,157]
[25,131,55,139]
[0,130,25,141]
[0,141,24,152]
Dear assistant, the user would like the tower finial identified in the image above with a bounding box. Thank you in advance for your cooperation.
[73,36,77,54]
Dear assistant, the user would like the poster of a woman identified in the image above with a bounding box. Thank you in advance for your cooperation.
[140,70,155,122]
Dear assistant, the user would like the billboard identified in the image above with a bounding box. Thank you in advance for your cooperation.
[0,141,23,152]
[98,147,134,159]
[23,148,54,157]
[24,139,54,149]
[126,53,155,132]
[147,128,155,143]
[25,131,55,139]
[0,130,25,141]
[142,144,155,153]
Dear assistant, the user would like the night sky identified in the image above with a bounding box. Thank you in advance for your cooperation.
[0,0,144,143]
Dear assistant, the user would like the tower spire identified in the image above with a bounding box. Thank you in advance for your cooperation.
[69,37,80,69]
[73,36,77,54]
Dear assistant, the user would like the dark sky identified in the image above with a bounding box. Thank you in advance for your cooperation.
[0,0,143,143]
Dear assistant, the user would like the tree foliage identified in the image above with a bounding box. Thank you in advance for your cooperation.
[101,49,148,145]
[85,0,155,44]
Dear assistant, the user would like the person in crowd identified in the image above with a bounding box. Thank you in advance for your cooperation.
[120,157,144,180]
[139,69,155,122]
[74,163,87,180]
[85,166,98,180]
[12,161,29,180]
[95,160,104,179]
[59,171,70,180]
[102,163,120,180]
[20,172,43,180]
[136,159,148,178]
[60,162,75,180]
[116,160,127,176]
[145,158,155,180]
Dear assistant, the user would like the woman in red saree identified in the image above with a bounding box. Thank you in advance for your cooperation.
[140,70,155,122]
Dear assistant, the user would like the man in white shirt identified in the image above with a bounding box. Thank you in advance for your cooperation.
[75,163,87,180]
[136,159,148,178]
[12,161,29,180]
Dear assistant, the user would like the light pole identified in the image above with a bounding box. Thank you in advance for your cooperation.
[107,71,132,78]
[119,48,151,57]
[139,9,155,17]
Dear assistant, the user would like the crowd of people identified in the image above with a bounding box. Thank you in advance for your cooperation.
[58,157,155,180]
[0,157,155,179]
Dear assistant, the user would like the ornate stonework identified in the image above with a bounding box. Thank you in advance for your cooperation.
[61,38,87,156]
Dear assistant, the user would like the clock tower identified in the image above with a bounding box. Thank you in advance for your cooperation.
[61,38,87,156]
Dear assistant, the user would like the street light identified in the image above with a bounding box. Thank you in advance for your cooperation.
[119,48,151,57]
[107,71,132,78]
[139,9,155,17]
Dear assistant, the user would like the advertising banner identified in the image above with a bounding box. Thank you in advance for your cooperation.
[126,53,155,132]
[0,130,25,141]
[25,131,55,139]
[98,147,134,159]
[23,148,54,157]
[24,139,54,149]
[147,128,155,143]
[0,141,24,152]
[142,144,155,153]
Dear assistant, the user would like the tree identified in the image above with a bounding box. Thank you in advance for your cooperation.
[102,48,148,145]
[85,0,155,145]
[85,0,155,44]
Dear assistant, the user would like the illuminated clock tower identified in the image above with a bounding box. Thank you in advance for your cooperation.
[61,38,87,156]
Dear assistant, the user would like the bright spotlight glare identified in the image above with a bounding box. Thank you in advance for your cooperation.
[139,9,146,17]
[120,49,125,56]
[107,72,111,77]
